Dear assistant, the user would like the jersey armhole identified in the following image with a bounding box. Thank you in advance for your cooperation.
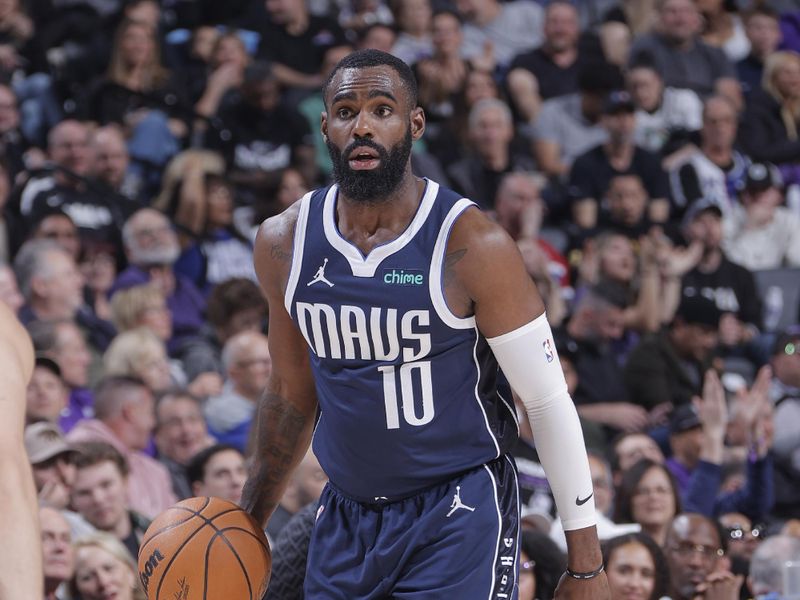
[428,198,478,330]
[283,191,313,314]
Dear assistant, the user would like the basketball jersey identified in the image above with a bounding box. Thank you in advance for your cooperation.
[285,179,519,501]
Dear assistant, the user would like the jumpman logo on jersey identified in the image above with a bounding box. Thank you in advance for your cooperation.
[307,258,334,287]
[446,485,475,517]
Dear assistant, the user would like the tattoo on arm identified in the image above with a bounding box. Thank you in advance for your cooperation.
[443,249,467,287]
[241,392,313,526]
[270,243,292,262]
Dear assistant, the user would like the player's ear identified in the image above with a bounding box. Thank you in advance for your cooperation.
[320,111,328,142]
[410,106,425,141]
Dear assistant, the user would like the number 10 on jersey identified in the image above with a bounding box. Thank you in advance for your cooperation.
[379,361,435,429]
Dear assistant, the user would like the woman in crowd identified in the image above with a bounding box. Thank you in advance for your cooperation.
[389,0,433,66]
[103,327,176,393]
[603,532,670,600]
[697,0,750,61]
[194,31,251,121]
[614,459,681,546]
[518,528,567,600]
[69,533,146,600]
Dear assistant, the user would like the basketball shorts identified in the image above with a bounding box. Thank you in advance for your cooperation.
[304,455,520,599]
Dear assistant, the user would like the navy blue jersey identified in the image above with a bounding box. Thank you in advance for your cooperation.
[285,179,519,500]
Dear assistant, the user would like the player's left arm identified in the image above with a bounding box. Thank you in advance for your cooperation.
[0,302,41,600]
[447,208,609,599]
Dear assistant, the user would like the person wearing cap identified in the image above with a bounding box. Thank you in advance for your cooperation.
[722,161,800,270]
[625,294,722,412]
[567,88,669,232]
[26,356,70,428]
[770,328,800,520]
[667,94,750,221]
[681,195,763,357]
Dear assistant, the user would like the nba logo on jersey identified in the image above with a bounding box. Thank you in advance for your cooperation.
[543,338,554,363]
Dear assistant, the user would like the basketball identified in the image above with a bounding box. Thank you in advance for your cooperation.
[137,497,271,600]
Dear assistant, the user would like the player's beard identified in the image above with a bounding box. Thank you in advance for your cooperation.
[327,126,413,204]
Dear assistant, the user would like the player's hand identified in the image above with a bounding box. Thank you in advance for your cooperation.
[554,571,610,600]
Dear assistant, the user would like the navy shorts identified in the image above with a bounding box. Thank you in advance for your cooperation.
[304,455,520,599]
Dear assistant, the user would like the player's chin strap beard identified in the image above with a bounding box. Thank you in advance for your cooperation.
[326,130,413,204]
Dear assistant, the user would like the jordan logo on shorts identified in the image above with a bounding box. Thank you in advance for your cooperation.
[308,258,334,287]
[446,485,475,517]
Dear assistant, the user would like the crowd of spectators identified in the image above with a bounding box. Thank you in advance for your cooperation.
[5,0,800,598]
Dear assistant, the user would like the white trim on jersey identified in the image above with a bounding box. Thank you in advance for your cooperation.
[428,197,477,330]
[322,179,440,278]
[507,454,521,598]
[471,328,501,458]
[484,462,503,600]
[283,191,314,315]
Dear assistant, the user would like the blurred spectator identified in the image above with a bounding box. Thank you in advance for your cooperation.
[24,421,77,511]
[600,174,661,237]
[103,328,176,393]
[357,22,396,54]
[723,162,800,270]
[89,124,145,206]
[736,6,782,97]
[614,459,681,545]
[532,61,620,179]
[389,0,432,65]
[663,513,743,600]
[519,528,566,600]
[668,95,749,220]
[256,0,347,97]
[697,0,750,62]
[739,51,800,173]
[78,241,117,322]
[67,376,177,519]
[454,0,543,69]
[748,535,800,599]
[187,443,247,505]
[204,330,270,452]
[506,1,588,125]
[68,533,146,600]
[603,0,658,39]
[172,172,256,292]
[0,83,28,179]
[25,356,69,427]
[338,0,393,36]
[446,98,535,209]
[113,208,206,352]
[628,0,741,104]
[194,31,250,122]
[206,61,316,204]
[182,277,267,381]
[85,19,188,181]
[18,120,126,250]
[718,512,764,565]
[14,239,116,352]
[265,448,327,540]
[0,261,23,311]
[70,442,150,560]
[567,91,669,231]
[153,390,213,499]
[263,502,316,600]
[28,209,80,260]
[610,432,666,486]
[624,294,720,411]
[517,238,567,328]
[626,61,703,154]
[0,157,15,261]
[770,328,800,520]
[602,532,670,600]
[681,198,763,357]
[28,319,95,431]
[40,506,74,600]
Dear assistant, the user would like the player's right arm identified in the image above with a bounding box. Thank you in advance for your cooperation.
[0,301,41,600]
[242,206,320,528]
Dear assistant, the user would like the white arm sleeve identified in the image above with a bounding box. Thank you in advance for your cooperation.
[487,313,596,531]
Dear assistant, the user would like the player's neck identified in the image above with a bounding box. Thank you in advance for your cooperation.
[336,174,425,255]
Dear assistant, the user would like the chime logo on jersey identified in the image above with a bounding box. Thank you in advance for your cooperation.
[295,302,432,361]
[382,268,425,286]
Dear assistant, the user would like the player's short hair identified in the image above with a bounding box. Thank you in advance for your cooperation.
[72,441,130,477]
[186,443,243,485]
[322,48,418,109]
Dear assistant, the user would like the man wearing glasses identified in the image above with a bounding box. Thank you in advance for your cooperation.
[664,513,743,600]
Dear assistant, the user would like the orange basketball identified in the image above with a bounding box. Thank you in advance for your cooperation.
[137,497,271,600]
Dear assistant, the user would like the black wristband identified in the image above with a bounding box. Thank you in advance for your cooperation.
[566,564,604,580]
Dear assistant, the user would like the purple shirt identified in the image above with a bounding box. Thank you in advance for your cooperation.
[59,388,94,433]
[110,266,206,352]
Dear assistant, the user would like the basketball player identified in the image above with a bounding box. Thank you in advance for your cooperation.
[243,49,609,599]
[0,301,41,598]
